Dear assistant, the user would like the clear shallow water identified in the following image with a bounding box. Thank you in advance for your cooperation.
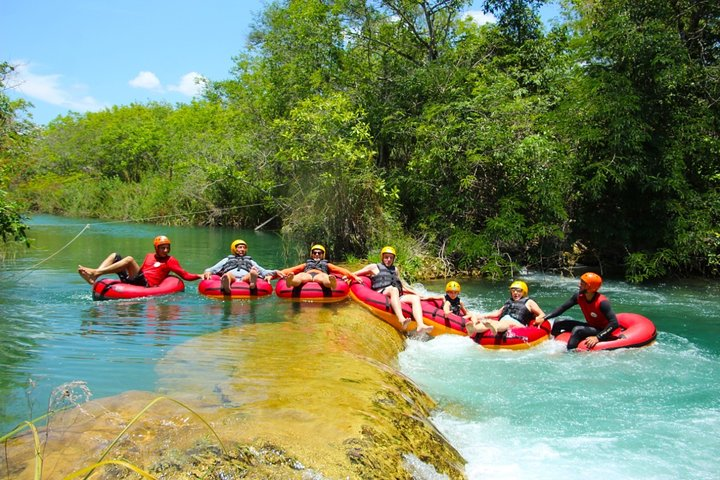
[1,215,719,479]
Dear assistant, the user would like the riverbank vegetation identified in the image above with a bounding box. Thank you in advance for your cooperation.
[1,62,32,254]
[2,1,718,281]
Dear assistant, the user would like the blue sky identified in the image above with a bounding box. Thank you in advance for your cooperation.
[2,1,560,125]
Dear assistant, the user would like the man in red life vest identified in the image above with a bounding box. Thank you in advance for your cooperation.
[78,235,202,287]
[537,272,620,350]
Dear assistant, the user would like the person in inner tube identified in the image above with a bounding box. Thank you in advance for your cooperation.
[536,272,620,350]
[279,244,360,290]
[78,235,202,287]
[351,246,438,335]
[443,281,482,331]
[465,280,546,337]
[202,239,284,294]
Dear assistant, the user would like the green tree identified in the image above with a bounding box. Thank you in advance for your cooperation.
[272,93,386,257]
[0,62,33,245]
[556,0,720,279]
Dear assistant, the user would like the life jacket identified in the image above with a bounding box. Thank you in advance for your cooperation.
[218,255,255,275]
[445,294,463,316]
[500,297,535,326]
[371,263,403,293]
[304,258,329,273]
[140,253,198,287]
[578,293,611,330]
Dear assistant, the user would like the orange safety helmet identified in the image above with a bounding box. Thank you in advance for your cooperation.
[580,272,602,293]
[153,235,171,249]
[231,239,247,254]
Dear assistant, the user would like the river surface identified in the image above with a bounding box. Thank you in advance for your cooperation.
[1,215,718,479]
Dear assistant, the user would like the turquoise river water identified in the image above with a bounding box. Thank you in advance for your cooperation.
[1,215,718,479]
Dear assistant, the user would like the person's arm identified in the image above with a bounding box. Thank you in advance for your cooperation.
[167,257,202,281]
[595,300,620,341]
[352,264,378,277]
[279,264,305,276]
[527,299,546,325]
[539,293,579,321]
[250,260,279,279]
[395,267,420,295]
[327,262,362,283]
[203,258,227,278]
[443,299,452,317]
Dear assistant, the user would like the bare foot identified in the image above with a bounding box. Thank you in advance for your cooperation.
[465,321,477,336]
[416,324,433,334]
[483,321,498,335]
[220,275,232,295]
[248,270,258,289]
[285,272,296,287]
[78,266,96,285]
[328,275,337,290]
[400,317,411,330]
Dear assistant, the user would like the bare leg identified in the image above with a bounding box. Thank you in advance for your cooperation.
[78,253,139,285]
[221,272,236,295]
[241,267,259,289]
[314,273,336,289]
[385,287,410,329]
[466,318,491,336]
[78,252,118,284]
[482,320,498,335]
[484,318,523,335]
[286,272,313,287]
[403,294,433,334]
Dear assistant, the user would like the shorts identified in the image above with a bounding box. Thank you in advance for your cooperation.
[499,315,524,327]
[115,254,148,287]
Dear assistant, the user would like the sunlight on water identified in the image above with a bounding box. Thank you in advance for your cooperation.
[2,216,719,479]
[399,330,720,480]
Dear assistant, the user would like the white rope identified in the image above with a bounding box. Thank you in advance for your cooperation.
[1,224,90,281]
[1,201,269,280]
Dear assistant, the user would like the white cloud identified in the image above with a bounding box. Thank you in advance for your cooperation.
[7,61,104,112]
[464,10,497,25]
[129,71,205,97]
[129,71,163,91]
[168,72,206,97]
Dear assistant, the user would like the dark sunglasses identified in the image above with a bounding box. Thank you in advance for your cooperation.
[311,250,323,255]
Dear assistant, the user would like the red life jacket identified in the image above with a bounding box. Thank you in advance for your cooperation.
[140,253,199,287]
[578,293,610,329]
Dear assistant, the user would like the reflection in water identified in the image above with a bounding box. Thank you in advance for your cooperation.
[83,300,188,346]
[202,297,261,327]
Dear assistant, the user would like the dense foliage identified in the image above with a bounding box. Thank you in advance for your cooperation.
[0,62,32,250]
[4,0,719,280]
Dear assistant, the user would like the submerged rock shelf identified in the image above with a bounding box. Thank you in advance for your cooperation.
[3,302,466,479]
